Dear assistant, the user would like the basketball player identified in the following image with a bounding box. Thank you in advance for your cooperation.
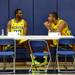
[32,12,72,66]
[44,12,71,36]
[6,9,28,50]
[43,12,72,64]
[7,8,27,41]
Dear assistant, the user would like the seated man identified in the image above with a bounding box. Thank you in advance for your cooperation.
[7,8,28,48]
[32,12,72,66]
[44,12,72,45]
[44,12,72,62]
[7,8,27,41]
[44,12,71,35]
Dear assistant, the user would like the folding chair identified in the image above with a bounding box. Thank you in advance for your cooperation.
[28,40,52,73]
[0,39,16,74]
[56,38,75,73]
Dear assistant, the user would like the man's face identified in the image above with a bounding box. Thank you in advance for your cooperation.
[16,10,23,18]
[48,14,55,22]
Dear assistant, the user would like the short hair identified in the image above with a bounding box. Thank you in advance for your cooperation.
[49,12,58,20]
[15,8,22,15]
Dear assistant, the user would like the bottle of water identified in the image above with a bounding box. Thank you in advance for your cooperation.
[1,29,4,36]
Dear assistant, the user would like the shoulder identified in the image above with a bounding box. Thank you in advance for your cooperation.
[7,18,15,26]
[58,19,67,25]
[22,19,28,26]
[9,18,15,23]
[58,19,68,28]
[59,19,64,23]
[22,19,27,22]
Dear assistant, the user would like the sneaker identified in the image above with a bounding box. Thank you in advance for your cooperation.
[32,60,40,66]
[40,56,48,66]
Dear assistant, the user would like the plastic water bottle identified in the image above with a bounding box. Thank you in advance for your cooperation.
[1,29,4,36]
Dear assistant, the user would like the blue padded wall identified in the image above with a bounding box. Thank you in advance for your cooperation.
[33,0,57,35]
[0,0,9,35]
[58,0,75,35]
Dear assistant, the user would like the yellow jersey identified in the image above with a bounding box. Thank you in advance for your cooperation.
[10,18,27,36]
[50,19,71,36]
[10,18,27,44]
[50,19,71,45]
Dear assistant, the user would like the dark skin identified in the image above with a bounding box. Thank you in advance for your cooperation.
[44,14,66,35]
[7,10,27,35]
[6,10,29,65]
[44,14,75,51]
[7,10,28,50]
[44,14,68,52]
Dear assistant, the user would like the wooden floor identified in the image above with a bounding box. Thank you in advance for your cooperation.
[0,62,74,70]
[0,62,75,75]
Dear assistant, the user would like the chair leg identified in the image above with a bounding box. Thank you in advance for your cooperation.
[64,56,67,70]
[56,54,60,73]
[29,59,32,73]
[29,54,33,73]
[45,56,51,72]
[29,65,32,73]
[73,55,75,69]
[53,60,57,71]
[45,40,52,72]
[13,55,15,74]
[3,56,6,70]
[53,54,57,70]
[29,55,37,73]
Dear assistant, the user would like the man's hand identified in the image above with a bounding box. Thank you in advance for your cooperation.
[44,21,49,26]
[44,21,51,31]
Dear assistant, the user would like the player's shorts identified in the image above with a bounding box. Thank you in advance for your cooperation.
[16,39,28,44]
[4,39,28,50]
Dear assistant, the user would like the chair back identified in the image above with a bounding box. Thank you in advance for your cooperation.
[58,38,75,51]
[0,39,14,45]
[59,38,75,45]
[28,40,48,53]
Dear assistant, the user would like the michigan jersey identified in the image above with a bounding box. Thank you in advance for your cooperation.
[10,18,27,36]
[50,19,71,45]
[10,18,27,44]
[50,19,71,36]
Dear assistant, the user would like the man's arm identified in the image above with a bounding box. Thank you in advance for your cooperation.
[7,20,11,32]
[44,21,52,31]
[57,21,66,34]
[24,20,28,35]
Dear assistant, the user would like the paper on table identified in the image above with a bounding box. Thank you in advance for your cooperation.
[48,31,61,37]
[7,32,20,37]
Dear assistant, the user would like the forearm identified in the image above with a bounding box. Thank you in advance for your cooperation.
[7,28,10,32]
[23,28,27,35]
[44,21,53,31]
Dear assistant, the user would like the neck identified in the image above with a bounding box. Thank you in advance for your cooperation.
[54,19,58,25]
[15,17,21,22]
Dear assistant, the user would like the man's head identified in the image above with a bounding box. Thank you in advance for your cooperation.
[15,9,23,19]
[48,12,58,22]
